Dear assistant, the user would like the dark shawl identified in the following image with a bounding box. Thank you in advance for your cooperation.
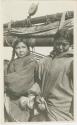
[5,54,39,97]
[4,54,40,122]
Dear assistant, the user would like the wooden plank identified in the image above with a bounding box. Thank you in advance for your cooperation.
[4,27,73,47]
[4,16,73,47]
[4,18,73,38]
[4,11,73,28]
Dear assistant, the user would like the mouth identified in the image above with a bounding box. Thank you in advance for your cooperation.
[19,53,25,57]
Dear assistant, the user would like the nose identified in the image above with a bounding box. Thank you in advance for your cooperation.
[19,48,24,52]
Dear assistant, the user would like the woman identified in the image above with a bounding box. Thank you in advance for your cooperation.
[31,37,73,121]
[4,38,40,122]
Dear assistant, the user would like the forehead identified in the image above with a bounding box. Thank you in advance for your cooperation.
[55,40,69,46]
[16,42,27,47]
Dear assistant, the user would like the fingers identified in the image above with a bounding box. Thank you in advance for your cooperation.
[38,103,46,111]
[35,96,46,111]
[19,96,28,109]
[27,97,34,109]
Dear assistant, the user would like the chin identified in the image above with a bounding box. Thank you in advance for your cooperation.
[19,55,26,58]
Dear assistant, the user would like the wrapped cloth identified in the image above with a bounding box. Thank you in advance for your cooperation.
[4,54,40,122]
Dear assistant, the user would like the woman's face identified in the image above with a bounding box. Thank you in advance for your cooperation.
[55,41,70,54]
[15,42,29,58]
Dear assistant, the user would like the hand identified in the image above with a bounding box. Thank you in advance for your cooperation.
[36,96,46,111]
[19,96,28,110]
[27,94,35,109]
[38,103,46,111]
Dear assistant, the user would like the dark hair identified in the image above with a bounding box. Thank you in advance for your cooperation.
[11,38,30,61]
[54,29,73,45]
[54,37,70,46]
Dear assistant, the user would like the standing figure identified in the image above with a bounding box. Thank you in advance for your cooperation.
[4,38,40,122]
[31,36,73,121]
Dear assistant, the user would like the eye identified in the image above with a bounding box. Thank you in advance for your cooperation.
[15,47,20,49]
[22,46,26,48]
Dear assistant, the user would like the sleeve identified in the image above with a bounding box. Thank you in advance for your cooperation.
[4,60,15,93]
[69,60,73,115]
[4,60,9,75]
[68,60,73,90]
[7,61,15,74]
[70,60,73,83]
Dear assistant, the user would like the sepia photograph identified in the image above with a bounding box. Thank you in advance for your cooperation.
[1,0,77,123]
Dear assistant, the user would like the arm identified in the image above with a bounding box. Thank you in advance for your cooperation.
[7,61,15,73]
[4,60,15,93]
[68,60,73,90]
[69,60,73,115]
[67,60,73,115]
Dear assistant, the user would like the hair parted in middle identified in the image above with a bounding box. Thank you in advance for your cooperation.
[11,38,30,61]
